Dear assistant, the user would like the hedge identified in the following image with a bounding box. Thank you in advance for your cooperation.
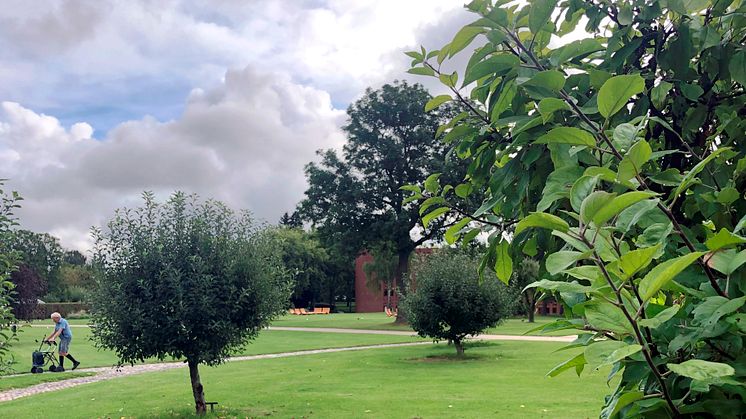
[31,302,90,319]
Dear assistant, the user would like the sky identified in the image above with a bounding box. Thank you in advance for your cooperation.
[0,0,474,251]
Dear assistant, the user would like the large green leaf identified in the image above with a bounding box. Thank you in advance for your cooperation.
[585,301,633,334]
[546,352,586,377]
[667,360,735,381]
[593,191,658,226]
[515,212,570,236]
[707,249,746,276]
[584,340,642,369]
[638,252,705,301]
[538,98,570,123]
[705,229,746,251]
[639,305,680,329]
[425,95,452,112]
[546,251,589,275]
[524,70,565,92]
[617,139,652,182]
[673,147,732,199]
[536,127,596,147]
[495,239,513,284]
[462,54,520,86]
[422,207,449,228]
[570,175,599,212]
[525,279,592,293]
[598,74,645,118]
[529,0,558,33]
[444,217,472,245]
[618,244,661,279]
[580,191,616,224]
[447,25,485,58]
[550,38,604,66]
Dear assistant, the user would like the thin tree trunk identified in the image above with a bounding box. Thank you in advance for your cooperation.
[454,338,465,356]
[394,250,410,324]
[525,291,535,323]
[188,358,206,415]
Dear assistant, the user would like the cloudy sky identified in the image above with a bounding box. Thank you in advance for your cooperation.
[0,0,473,251]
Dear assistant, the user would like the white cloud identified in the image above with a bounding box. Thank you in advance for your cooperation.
[1,66,345,251]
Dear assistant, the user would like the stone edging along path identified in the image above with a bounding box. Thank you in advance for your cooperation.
[1,326,576,403]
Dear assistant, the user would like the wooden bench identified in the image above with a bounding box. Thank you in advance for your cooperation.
[205,401,218,412]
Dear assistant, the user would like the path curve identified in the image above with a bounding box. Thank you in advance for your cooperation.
[0,341,432,403]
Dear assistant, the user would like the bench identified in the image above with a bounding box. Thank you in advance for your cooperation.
[205,401,218,412]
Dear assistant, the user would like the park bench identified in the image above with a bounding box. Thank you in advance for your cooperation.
[205,401,218,412]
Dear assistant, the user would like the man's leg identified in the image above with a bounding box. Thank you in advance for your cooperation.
[66,353,80,370]
[58,339,70,371]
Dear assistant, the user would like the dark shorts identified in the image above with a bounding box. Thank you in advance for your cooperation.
[59,338,71,353]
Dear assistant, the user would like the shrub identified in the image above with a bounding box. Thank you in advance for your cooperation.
[402,250,513,355]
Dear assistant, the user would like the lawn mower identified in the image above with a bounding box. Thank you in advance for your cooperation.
[31,336,61,373]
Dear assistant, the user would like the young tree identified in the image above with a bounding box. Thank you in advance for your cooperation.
[0,181,21,372]
[298,81,467,321]
[407,0,746,415]
[401,250,513,356]
[91,192,291,415]
[511,259,540,323]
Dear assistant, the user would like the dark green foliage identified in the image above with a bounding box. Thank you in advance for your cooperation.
[402,251,513,355]
[274,227,340,309]
[9,264,46,320]
[0,181,21,372]
[8,230,63,298]
[512,258,540,322]
[90,192,291,414]
[407,0,746,415]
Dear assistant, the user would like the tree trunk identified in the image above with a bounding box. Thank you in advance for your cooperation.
[188,359,206,415]
[394,250,410,324]
[525,291,535,323]
[454,338,465,356]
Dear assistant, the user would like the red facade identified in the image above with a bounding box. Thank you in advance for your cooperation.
[354,248,433,313]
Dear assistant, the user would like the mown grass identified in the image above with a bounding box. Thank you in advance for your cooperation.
[273,312,570,335]
[5,325,422,375]
[0,341,611,418]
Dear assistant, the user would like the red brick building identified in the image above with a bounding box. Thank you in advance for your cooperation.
[354,248,433,313]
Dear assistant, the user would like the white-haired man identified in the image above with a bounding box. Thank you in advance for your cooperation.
[46,312,80,371]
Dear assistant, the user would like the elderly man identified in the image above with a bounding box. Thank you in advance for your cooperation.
[46,312,80,371]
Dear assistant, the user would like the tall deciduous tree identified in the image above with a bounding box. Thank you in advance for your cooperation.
[298,81,466,320]
[91,192,291,415]
[407,0,746,415]
[9,230,63,298]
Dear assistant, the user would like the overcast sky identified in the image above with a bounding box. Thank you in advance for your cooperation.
[0,0,474,251]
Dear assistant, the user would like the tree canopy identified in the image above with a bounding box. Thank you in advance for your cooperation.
[90,192,291,414]
[407,0,746,415]
[297,81,469,318]
[402,250,513,356]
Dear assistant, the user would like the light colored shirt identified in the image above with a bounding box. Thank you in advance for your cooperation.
[55,318,72,339]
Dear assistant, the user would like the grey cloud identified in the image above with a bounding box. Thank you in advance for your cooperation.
[1,66,345,251]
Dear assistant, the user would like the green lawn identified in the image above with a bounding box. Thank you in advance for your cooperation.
[273,313,570,335]
[0,341,611,418]
[0,372,94,391]
[5,325,422,375]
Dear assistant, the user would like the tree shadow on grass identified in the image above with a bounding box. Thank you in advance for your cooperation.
[405,340,506,363]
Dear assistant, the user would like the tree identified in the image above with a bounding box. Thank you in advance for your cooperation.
[401,250,513,356]
[511,259,540,323]
[279,212,303,228]
[274,227,339,309]
[0,181,21,372]
[90,192,291,415]
[298,81,466,321]
[407,0,746,415]
[362,241,399,309]
[9,264,46,320]
[63,250,87,266]
[9,230,63,298]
